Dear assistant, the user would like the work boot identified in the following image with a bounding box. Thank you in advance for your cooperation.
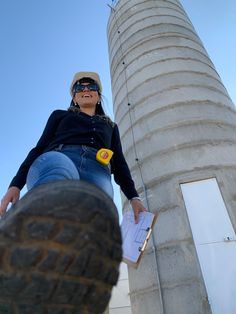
[0,180,122,314]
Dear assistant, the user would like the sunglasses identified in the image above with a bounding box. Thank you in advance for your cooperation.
[73,83,99,94]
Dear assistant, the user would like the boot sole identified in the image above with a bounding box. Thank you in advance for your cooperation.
[0,180,122,314]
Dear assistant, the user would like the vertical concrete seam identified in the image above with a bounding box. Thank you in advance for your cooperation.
[109,3,165,313]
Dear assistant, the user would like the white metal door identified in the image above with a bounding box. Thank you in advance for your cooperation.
[181,178,236,314]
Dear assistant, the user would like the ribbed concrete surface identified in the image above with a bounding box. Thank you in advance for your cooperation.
[107,1,236,313]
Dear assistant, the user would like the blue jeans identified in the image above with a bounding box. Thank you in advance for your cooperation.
[26,145,114,199]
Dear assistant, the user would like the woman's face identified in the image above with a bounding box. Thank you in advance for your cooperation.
[73,82,100,109]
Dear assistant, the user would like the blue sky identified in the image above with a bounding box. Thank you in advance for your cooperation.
[0,0,235,215]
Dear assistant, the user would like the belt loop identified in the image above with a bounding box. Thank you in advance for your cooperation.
[58,144,64,151]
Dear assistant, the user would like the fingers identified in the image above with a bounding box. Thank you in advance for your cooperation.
[0,187,20,217]
[134,210,139,224]
[130,199,147,224]
[12,193,20,205]
[133,206,145,224]
[140,206,148,212]
[0,198,9,216]
[134,208,147,223]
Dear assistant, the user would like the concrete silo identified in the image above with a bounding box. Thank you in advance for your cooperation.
[107,1,236,313]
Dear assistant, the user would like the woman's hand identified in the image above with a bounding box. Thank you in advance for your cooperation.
[0,187,20,216]
[130,198,147,224]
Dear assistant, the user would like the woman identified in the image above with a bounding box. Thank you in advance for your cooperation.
[0,71,146,222]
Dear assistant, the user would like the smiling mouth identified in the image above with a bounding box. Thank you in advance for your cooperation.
[82,94,92,98]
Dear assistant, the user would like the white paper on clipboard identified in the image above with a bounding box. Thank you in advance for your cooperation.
[121,210,157,267]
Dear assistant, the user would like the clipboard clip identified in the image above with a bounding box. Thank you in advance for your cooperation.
[138,227,153,252]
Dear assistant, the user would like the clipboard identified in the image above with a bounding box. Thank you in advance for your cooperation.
[121,210,158,268]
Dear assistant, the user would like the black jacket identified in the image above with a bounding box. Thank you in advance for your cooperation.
[9,110,139,200]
